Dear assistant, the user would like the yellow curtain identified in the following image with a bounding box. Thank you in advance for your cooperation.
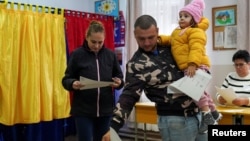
[0,3,70,125]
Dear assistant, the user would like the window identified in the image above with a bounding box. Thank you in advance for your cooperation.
[142,0,185,35]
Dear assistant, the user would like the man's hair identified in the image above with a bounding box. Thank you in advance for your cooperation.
[134,15,157,29]
[232,50,250,62]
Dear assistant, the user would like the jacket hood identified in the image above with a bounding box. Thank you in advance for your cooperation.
[197,17,209,31]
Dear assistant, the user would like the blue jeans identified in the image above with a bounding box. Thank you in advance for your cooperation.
[158,113,207,141]
[74,116,111,141]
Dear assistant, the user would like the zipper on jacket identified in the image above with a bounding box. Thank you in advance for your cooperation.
[96,55,100,117]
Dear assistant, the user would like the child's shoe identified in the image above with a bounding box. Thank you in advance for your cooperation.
[199,111,217,133]
[211,110,223,122]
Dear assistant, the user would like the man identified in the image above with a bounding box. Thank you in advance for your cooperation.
[104,15,207,141]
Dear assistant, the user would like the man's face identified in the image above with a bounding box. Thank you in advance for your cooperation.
[134,25,158,52]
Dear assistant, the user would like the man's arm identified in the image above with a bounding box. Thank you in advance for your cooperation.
[110,61,145,132]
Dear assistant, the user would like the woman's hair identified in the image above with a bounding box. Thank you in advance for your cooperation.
[86,20,105,37]
[232,50,250,62]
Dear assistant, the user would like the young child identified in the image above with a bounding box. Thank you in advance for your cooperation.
[158,0,222,133]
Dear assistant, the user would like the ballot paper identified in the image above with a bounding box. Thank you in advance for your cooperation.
[168,69,212,101]
[79,76,113,90]
[215,86,237,105]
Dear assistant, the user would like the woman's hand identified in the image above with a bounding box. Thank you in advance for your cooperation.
[218,95,227,105]
[72,81,84,90]
[110,77,122,88]
[232,97,249,106]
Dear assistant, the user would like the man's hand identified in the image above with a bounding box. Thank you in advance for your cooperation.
[102,130,110,141]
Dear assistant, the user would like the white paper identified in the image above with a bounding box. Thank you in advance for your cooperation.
[215,86,237,105]
[79,76,113,90]
[168,69,212,101]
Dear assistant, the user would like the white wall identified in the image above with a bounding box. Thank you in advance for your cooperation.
[8,0,126,14]
[7,0,93,11]
[204,0,237,65]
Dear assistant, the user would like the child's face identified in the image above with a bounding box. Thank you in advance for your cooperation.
[178,11,193,29]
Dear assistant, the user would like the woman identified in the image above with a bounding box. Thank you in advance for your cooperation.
[62,20,124,141]
[217,50,250,106]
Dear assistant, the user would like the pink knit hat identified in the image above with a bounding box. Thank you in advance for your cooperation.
[180,0,205,23]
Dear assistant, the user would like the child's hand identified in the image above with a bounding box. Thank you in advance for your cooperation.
[187,64,197,77]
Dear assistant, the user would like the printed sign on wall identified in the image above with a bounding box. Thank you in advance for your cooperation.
[95,0,119,17]
[114,11,125,47]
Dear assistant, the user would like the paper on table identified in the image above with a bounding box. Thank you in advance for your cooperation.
[215,86,237,105]
[79,76,113,90]
[168,69,212,101]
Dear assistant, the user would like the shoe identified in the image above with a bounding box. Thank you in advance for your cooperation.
[199,112,217,133]
[211,110,223,121]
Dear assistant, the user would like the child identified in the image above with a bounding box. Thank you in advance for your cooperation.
[158,0,222,133]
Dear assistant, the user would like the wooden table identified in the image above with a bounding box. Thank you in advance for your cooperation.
[239,107,250,124]
[133,103,250,141]
[216,105,250,125]
[134,102,157,141]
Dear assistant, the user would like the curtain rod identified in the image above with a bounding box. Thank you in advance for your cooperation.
[0,0,63,14]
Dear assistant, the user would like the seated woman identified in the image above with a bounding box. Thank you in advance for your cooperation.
[217,50,250,106]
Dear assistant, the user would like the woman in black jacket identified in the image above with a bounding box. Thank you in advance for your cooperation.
[62,20,124,141]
